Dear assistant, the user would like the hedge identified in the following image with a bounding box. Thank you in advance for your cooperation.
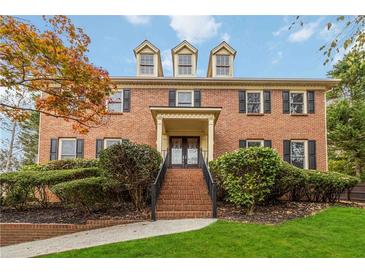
[51,177,110,212]
[0,167,101,208]
[21,159,99,171]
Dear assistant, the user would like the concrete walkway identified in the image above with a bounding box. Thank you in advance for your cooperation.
[0,219,216,258]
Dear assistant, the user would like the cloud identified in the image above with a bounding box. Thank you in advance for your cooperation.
[318,23,340,41]
[169,16,221,43]
[124,16,151,25]
[221,32,231,43]
[272,25,290,37]
[288,20,321,43]
[161,49,173,75]
[271,51,283,64]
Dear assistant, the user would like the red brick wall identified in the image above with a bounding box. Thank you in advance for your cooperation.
[0,220,136,246]
[38,88,327,171]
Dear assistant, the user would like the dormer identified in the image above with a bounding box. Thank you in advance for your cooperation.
[172,40,198,77]
[207,41,236,78]
[134,40,163,77]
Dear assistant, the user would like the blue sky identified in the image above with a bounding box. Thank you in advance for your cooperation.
[24,15,343,78]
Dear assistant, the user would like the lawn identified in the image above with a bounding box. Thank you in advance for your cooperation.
[41,207,365,258]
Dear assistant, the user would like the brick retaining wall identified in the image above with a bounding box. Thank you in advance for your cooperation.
[0,220,138,247]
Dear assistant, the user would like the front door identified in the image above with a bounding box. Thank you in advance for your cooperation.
[170,137,200,168]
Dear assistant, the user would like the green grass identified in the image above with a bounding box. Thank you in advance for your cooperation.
[41,207,365,258]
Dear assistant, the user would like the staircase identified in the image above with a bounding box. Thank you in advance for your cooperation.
[156,168,212,219]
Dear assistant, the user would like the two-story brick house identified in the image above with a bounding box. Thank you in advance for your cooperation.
[38,40,339,218]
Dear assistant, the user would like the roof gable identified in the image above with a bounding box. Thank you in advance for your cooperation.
[133,40,159,56]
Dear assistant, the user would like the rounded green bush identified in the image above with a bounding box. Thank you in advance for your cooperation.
[21,159,99,171]
[98,141,162,210]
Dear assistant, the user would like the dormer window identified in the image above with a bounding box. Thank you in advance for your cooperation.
[140,54,154,75]
[178,54,192,75]
[216,55,230,76]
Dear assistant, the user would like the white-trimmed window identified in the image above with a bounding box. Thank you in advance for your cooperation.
[216,55,230,76]
[107,91,123,113]
[291,140,308,169]
[59,138,76,160]
[176,90,194,107]
[140,54,154,75]
[104,139,122,149]
[247,91,263,113]
[290,91,307,114]
[178,54,192,75]
[247,140,264,148]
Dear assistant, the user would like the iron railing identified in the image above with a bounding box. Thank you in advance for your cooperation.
[151,152,170,221]
[199,150,217,218]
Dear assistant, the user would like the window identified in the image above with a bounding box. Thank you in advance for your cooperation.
[140,54,154,75]
[247,140,264,147]
[104,139,122,148]
[291,141,307,169]
[107,91,123,113]
[177,91,193,107]
[247,92,262,113]
[178,54,192,75]
[216,55,230,76]
[59,138,76,160]
[290,92,306,114]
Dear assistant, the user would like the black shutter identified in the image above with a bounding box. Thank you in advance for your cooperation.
[264,140,272,148]
[282,90,290,114]
[307,91,315,114]
[169,90,176,107]
[194,90,201,107]
[263,90,271,113]
[283,140,291,163]
[239,90,246,113]
[239,140,246,148]
[308,140,317,169]
[50,138,58,160]
[76,139,84,158]
[96,139,104,158]
[123,89,131,112]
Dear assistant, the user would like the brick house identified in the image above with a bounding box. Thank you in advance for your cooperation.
[38,40,339,218]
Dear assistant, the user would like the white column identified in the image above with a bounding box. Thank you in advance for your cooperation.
[208,117,214,162]
[156,115,163,155]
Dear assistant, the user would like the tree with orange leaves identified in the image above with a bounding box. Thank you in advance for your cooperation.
[0,16,114,133]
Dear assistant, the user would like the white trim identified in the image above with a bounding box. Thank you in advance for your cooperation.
[246,139,264,147]
[290,139,309,169]
[176,90,194,107]
[107,90,124,113]
[58,138,77,160]
[289,90,307,114]
[104,138,122,148]
[246,90,264,114]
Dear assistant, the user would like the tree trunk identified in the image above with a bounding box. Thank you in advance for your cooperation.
[5,121,17,172]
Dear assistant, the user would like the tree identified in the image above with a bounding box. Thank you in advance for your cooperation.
[0,16,114,133]
[19,111,39,165]
[290,16,365,65]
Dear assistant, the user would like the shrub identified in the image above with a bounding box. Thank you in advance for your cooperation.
[210,147,282,214]
[52,177,110,212]
[0,167,101,208]
[21,159,99,171]
[99,141,162,210]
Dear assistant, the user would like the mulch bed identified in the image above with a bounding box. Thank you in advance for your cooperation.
[0,203,149,224]
[218,201,331,224]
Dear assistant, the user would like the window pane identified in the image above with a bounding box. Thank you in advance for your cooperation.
[105,140,121,148]
[291,142,305,168]
[140,65,154,75]
[247,93,261,113]
[108,91,122,112]
[216,55,229,66]
[178,66,192,75]
[290,93,304,114]
[216,67,229,76]
[247,141,262,147]
[177,92,193,106]
[178,55,192,65]
[140,54,154,65]
[61,140,76,157]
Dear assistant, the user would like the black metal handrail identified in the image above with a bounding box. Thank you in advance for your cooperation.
[199,150,217,218]
[151,152,170,221]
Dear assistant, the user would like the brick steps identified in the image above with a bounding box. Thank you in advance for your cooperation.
[156,168,212,219]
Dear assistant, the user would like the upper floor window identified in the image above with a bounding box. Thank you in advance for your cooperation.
[59,138,76,160]
[247,91,262,113]
[140,54,154,75]
[177,91,193,107]
[104,138,122,148]
[107,91,123,113]
[178,54,192,75]
[216,55,230,76]
[290,92,306,114]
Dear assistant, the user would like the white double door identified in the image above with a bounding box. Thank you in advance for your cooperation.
[170,137,199,167]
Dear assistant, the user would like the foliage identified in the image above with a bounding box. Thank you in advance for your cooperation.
[21,158,99,171]
[19,111,39,165]
[0,15,115,133]
[51,177,110,212]
[0,167,100,207]
[210,147,282,214]
[99,141,162,210]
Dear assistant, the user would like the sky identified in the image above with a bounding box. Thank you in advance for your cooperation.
[23,15,344,79]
